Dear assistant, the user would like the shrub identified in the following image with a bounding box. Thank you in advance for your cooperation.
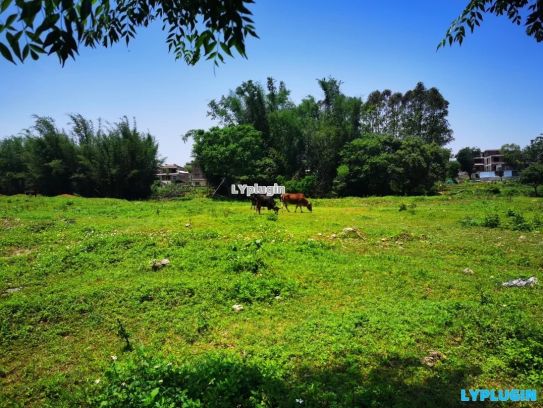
[459,216,479,227]
[510,213,532,232]
[229,254,266,274]
[90,351,288,407]
[482,213,500,228]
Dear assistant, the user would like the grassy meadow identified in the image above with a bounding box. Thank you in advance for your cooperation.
[1,185,542,407]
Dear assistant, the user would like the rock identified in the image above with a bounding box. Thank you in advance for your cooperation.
[330,234,337,239]
[518,235,526,241]
[5,287,22,294]
[339,227,364,239]
[502,276,537,288]
[463,268,474,275]
[151,259,170,271]
[422,350,446,367]
[232,304,244,312]
[185,223,191,228]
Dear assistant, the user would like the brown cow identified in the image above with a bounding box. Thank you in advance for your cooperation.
[280,193,312,212]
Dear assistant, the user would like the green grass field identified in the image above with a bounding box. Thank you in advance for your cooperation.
[1,188,542,407]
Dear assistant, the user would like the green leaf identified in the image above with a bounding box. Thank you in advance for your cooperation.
[220,42,232,57]
[6,31,21,61]
[22,43,30,59]
[80,0,92,20]
[0,42,15,63]
[0,0,11,13]
[149,387,160,400]
[20,0,41,27]
[5,13,17,27]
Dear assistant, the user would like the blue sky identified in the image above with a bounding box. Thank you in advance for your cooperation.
[1,0,542,165]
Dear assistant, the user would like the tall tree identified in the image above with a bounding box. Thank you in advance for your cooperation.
[524,134,543,163]
[208,80,270,141]
[186,125,275,189]
[501,143,525,170]
[0,136,27,194]
[455,146,481,178]
[24,117,78,195]
[401,82,453,145]
[361,83,453,146]
[0,0,257,65]
[72,116,160,199]
[520,163,543,196]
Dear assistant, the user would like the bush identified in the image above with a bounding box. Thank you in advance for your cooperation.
[459,216,479,227]
[510,213,532,232]
[280,175,317,196]
[482,213,500,228]
[90,351,288,408]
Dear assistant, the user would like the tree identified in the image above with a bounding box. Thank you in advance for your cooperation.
[440,0,543,48]
[447,160,461,180]
[0,0,257,65]
[524,134,543,163]
[0,115,160,198]
[520,163,543,196]
[72,116,160,199]
[501,143,525,170]
[186,125,275,190]
[455,147,481,178]
[401,83,453,146]
[333,134,449,196]
[208,80,271,141]
[388,138,450,195]
[24,117,78,195]
[0,136,27,194]
[333,134,399,197]
[361,82,453,146]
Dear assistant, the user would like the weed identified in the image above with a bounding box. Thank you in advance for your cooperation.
[116,319,133,352]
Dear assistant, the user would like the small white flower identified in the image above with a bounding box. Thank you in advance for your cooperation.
[296,398,304,404]
[158,379,163,384]
[95,378,101,384]
[111,355,117,361]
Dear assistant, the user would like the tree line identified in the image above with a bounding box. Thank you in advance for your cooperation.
[0,115,159,199]
[186,78,454,196]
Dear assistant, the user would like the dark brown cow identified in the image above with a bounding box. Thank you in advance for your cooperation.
[252,194,280,215]
[280,193,312,212]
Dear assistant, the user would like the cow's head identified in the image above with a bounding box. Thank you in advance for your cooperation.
[307,202,313,212]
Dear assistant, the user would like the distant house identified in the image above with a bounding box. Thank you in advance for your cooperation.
[472,150,518,180]
[156,163,208,186]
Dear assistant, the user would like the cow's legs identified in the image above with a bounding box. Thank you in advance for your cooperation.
[284,202,290,212]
